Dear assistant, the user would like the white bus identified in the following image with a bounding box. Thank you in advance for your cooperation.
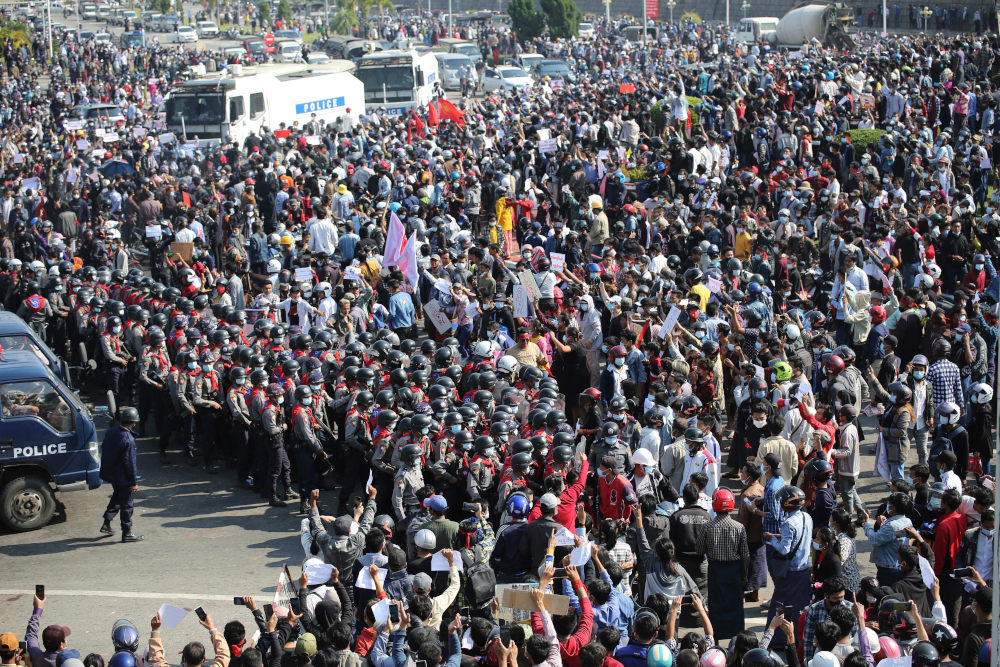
[355,49,439,117]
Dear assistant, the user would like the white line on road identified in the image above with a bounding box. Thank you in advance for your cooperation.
[0,589,246,601]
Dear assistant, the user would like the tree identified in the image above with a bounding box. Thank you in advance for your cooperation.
[174,0,183,19]
[539,0,579,39]
[361,0,393,16]
[507,0,544,41]
[330,8,358,33]
[0,22,31,49]
[257,0,270,27]
[277,0,292,22]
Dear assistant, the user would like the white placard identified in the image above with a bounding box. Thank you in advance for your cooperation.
[293,267,313,283]
[538,138,557,153]
[919,555,935,589]
[569,541,592,567]
[513,284,528,318]
[157,604,189,628]
[597,150,610,160]
[91,149,106,159]
[63,119,84,131]
[754,364,765,380]
[535,128,550,141]
[555,527,576,546]
[518,270,542,301]
[12,153,23,164]
[550,78,564,90]
[304,561,334,584]
[372,598,391,624]
[431,550,464,571]
[158,132,175,144]
[133,126,147,137]
[707,277,722,293]
[94,128,105,137]
[550,252,565,273]
[102,131,120,142]
[76,139,90,150]
[423,299,452,334]
[305,135,321,145]
[145,225,162,239]
[434,277,452,294]
[355,566,387,590]
[659,306,681,338]
[66,168,79,183]
[19,177,38,193]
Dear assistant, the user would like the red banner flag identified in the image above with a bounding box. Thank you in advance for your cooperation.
[437,98,465,126]
[427,99,440,126]
[645,0,659,18]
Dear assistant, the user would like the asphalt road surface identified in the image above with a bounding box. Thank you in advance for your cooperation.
[0,411,892,657]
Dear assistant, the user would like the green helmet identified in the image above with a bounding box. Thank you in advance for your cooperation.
[774,361,792,383]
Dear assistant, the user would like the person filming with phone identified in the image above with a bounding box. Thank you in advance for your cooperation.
[148,608,229,667]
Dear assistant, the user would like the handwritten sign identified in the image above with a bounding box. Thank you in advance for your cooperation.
[133,126,147,137]
[76,139,90,150]
[102,131,120,142]
[659,306,681,338]
[513,284,528,318]
[63,119,84,131]
[550,252,565,273]
[305,135,322,146]
[423,299,452,334]
[293,267,313,283]
[19,177,38,193]
[550,78,564,90]
[169,241,194,264]
[518,270,542,301]
[145,225,162,240]
[537,138,557,153]
[707,277,722,293]
[158,132,175,144]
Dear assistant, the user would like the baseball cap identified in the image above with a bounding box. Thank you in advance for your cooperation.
[423,495,448,513]
[333,516,353,536]
[412,573,433,593]
[0,633,18,652]
[387,544,407,570]
[763,453,781,472]
[539,493,560,511]
[294,633,317,657]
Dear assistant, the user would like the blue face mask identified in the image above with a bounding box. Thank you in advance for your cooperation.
[451,425,461,434]
[913,370,926,380]
[462,443,473,451]
[755,342,763,350]
[302,397,313,406]
[187,362,198,371]
[983,529,995,538]
[727,343,736,351]
[311,384,323,393]
[613,412,625,421]
[753,390,766,399]
[421,427,430,435]
[615,358,625,367]
[605,436,618,446]
[202,364,213,373]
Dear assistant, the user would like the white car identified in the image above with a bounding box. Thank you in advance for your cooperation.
[482,66,533,92]
[170,25,197,43]
[305,52,330,64]
[195,20,218,38]
[578,22,595,38]
[92,32,113,45]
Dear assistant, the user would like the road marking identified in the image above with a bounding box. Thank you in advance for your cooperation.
[0,589,244,601]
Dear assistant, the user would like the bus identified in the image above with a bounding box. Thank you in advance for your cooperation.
[355,49,440,116]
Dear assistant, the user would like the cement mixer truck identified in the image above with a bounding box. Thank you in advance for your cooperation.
[735,3,854,49]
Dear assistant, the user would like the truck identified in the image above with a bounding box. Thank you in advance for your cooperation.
[770,4,855,49]
[164,63,364,146]
[733,16,780,44]
[0,348,101,532]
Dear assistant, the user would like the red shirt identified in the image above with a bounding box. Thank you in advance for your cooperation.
[530,580,592,667]
[598,473,637,522]
[528,459,589,532]
[933,510,968,575]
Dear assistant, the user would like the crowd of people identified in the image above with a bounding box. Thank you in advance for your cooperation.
[0,6,999,667]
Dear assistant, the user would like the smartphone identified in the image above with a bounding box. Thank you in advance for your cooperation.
[263,603,274,617]
[844,590,855,603]
[18,642,26,652]
[35,585,44,600]
[499,626,511,647]
[460,607,471,619]
[233,597,245,606]
[891,601,910,612]
[774,602,784,616]
[415,661,428,667]
[194,606,207,622]
[389,603,400,623]
[681,595,693,604]
[289,598,301,614]
[953,567,973,578]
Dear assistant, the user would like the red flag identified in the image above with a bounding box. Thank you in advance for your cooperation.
[410,110,425,139]
[437,98,465,126]
[427,99,440,126]
[274,129,291,139]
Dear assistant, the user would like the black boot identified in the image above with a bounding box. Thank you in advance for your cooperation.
[285,488,299,500]
[299,499,308,514]
[100,521,113,536]
[269,496,287,507]
[121,532,144,543]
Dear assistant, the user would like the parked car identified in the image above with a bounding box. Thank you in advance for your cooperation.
[482,66,533,92]
[577,22,595,38]
[275,39,301,62]
[434,52,472,91]
[533,59,575,82]
[195,20,219,38]
[305,51,331,64]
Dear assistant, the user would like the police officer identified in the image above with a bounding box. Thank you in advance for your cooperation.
[369,409,399,515]
[193,350,224,473]
[172,350,200,462]
[263,382,296,507]
[291,385,329,515]
[101,315,132,416]
[138,328,171,459]
[99,407,144,542]
[247,368,271,495]
[392,443,424,523]
[227,367,254,488]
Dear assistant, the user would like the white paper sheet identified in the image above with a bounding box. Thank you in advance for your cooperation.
[355,566,387,590]
[569,542,592,567]
[372,598,391,624]
[431,550,464,571]
[157,603,189,628]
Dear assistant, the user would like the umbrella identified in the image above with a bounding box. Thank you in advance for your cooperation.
[98,159,135,178]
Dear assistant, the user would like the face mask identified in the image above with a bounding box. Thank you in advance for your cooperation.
[273,337,284,345]
[421,427,429,435]
[456,263,466,270]
[930,496,941,509]
[727,343,735,351]
[187,362,198,371]
[580,303,589,312]
[982,529,995,538]
[605,436,619,446]
[484,447,496,457]
[752,418,767,428]
[770,373,777,383]
[834,401,842,409]
[753,390,766,399]
[614,358,625,367]
[612,412,625,422]
[493,302,503,309]
[812,540,821,550]
[976,264,984,271]
[311,384,323,393]
[601,344,607,353]
[451,424,461,434]
[202,364,214,372]
[112,326,122,334]
[755,342,763,350]
[302,397,313,406]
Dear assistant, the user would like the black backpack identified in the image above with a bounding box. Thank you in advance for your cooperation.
[463,547,496,607]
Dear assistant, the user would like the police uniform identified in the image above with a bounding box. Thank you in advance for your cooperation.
[193,369,224,470]
[99,422,139,532]
[343,406,372,504]
[101,331,130,411]
[291,402,328,505]
[248,384,270,494]
[172,367,199,459]
[227,382,253,484]
[369,431,398,515]
[262,398,292,499]
[468,453,499,502]
[392,463,424,521]
[138,345,171,454]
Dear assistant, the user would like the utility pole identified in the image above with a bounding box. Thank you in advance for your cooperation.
[882,0,887,34]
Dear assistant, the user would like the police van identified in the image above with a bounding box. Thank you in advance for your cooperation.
[0,311,73,386]
[0,350,100,531]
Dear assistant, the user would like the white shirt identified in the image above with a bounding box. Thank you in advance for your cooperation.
[308,218,339,255]
[941,469,963,492]
[912,382,927,429]
[974,530,993,581]
[175,227,196,243]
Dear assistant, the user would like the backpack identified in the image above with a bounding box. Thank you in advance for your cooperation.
[464,550,496,607]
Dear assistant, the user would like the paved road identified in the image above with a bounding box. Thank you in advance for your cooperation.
[0,410,891,656]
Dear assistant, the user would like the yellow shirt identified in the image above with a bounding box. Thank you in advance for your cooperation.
[690,284,711,311]
[735,231,754,261]
[496,197,513,232]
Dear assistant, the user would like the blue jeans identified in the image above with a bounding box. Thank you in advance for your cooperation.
[902,262,921,290]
